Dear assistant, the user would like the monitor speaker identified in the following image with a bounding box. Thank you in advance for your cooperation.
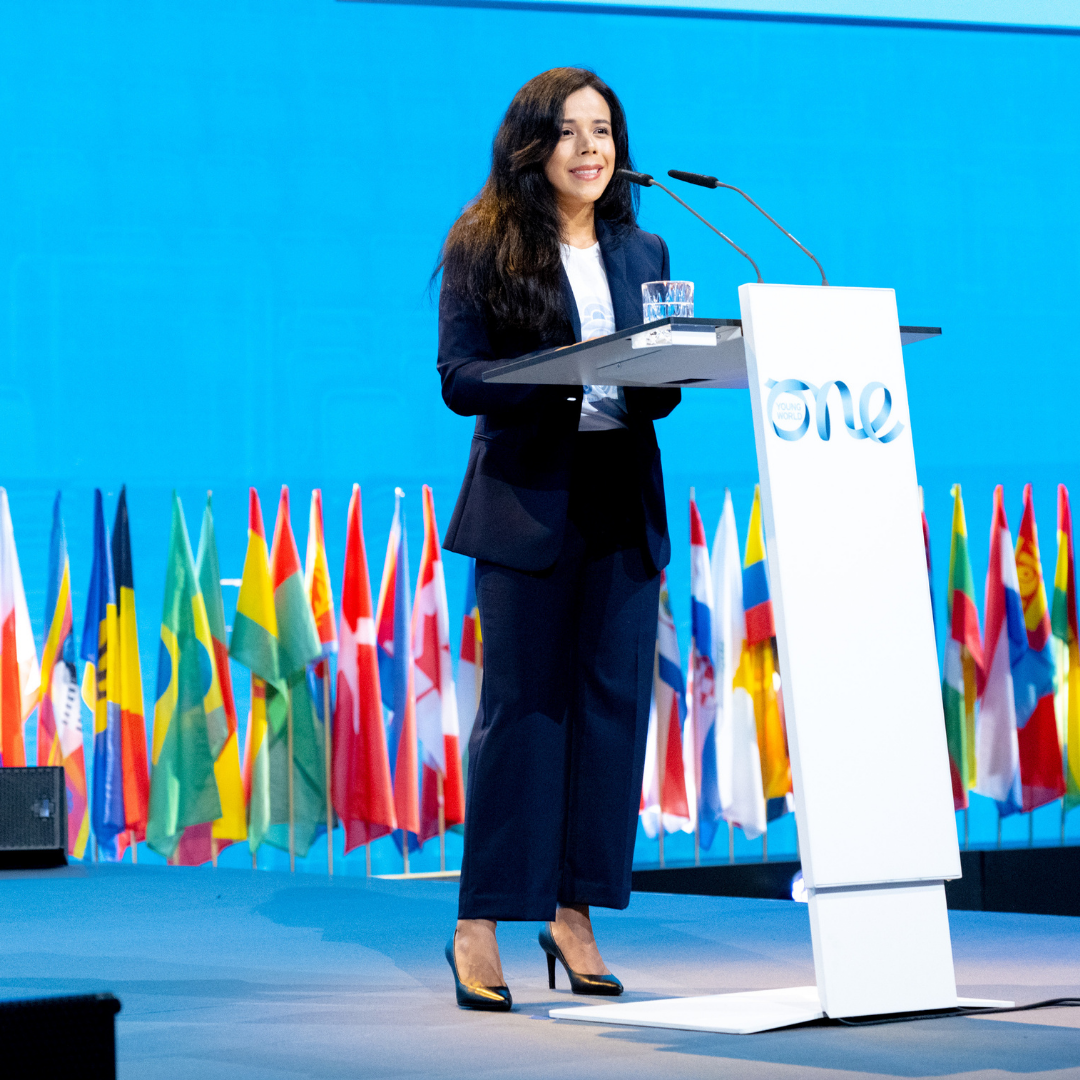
[0,765,68,869]
[0,993,121,1078]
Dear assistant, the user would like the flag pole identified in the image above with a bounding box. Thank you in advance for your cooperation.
[365,842,371,877]
[130,829,137,864]
[728,821,734,865]
[211,837,218,867]
[438,772,446,872]
[323,667,333,877]
[402,830,410,875]
[287,684,296,873]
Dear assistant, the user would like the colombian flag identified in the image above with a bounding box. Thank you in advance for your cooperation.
[111,487,149,857]
[736,486,791,804]
[39,493,89,857]
[1014,484,1066,810]
[146,493,227,859]
[0,489,39,768]
[82,490,125,858]
[1053,485,1080,811]
[333,484,396,851]
[942,484,983,809]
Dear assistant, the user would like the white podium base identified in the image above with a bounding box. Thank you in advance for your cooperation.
[548,987,1014,1035]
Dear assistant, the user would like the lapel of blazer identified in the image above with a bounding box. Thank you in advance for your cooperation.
[597,218,637,331]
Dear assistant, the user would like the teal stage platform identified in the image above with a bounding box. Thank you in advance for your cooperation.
[2,863,1079,1078]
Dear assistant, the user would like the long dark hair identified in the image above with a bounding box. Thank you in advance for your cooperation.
[437,68,638,339]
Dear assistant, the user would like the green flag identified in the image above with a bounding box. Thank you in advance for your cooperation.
[147,493,229,858]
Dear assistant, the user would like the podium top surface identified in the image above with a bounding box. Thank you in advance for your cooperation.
[481,316,941,389]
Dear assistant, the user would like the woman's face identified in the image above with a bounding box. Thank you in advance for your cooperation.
[543,86,615,216]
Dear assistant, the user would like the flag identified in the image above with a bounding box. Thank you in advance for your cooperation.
[689,492,721,850]
[413,485,465,847]
[1013,484,1066,810]
[1052,485,1080,811]
[333,484,396,851]
[231,488,281,854]
[737,485,791,808]
[38,493,89,856]
[942,484,984,810]
[82,490,125,857]
[305,488,337,747]
[640,570,692,838]
[455,560,482,773]
[266,486,328,857]
[111,487,149,855]
[174,495,247,865]
[375,489,420,849]
[146,493,228,859]
[712,490,767,840]
[976,486,1025,815]
[0,488,39,768]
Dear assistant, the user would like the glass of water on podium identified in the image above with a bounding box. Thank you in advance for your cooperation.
[642,280,694,322]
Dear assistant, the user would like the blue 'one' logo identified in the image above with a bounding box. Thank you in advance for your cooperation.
[765,378,905,444]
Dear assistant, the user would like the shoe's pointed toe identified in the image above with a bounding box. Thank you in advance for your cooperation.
[446,937,513,1011]
[539,923,624,996]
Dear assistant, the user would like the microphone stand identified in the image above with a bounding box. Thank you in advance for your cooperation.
[668,170,828,286]
[618,169,763,284]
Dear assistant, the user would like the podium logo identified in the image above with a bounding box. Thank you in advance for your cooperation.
[765,378,905,445]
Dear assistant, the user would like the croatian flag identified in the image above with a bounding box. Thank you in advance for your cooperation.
[712,490,767,840]
[975,485,1026,815]
[375,489,420,851]
[640,570,692,838]
[413,485,465,846]
[689,492,721,849]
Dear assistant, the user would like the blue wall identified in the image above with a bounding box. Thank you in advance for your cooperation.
[1,0,1078,870]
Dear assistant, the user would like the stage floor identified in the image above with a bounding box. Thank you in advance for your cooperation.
[2,863,1079,1079]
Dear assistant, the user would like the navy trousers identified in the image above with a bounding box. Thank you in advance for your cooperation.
[458,430,663,921]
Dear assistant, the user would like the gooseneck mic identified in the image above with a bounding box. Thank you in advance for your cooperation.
[617,169,763,284]
[668,170,828,286]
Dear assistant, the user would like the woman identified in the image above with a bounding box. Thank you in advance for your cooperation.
[436,67,680,1010]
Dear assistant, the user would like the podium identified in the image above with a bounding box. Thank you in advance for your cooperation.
[485,284,1011,1033]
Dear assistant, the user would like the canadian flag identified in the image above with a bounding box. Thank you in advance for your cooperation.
[412,485,465,846]
[333,484,397,849]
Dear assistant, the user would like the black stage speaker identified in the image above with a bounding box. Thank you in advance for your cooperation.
[0,765,68,869]
[0,994,121,1078]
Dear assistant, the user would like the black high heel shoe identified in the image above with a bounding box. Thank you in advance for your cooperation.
[445,932,512,1011]
[539,922,623,996]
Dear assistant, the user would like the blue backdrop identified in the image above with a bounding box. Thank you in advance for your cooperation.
[1,0,1077,871]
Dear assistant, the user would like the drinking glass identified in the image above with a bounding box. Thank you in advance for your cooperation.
[641,280,694,322]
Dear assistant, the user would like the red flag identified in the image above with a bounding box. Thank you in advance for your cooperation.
[334,484,397,850]
[413,486,465,846]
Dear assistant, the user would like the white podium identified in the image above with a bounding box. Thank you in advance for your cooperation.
[485,285,1011,1032]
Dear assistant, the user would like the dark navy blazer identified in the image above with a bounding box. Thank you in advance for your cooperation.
[437,218,681,573]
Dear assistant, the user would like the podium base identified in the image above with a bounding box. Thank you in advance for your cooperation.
[548,987,1014,1035]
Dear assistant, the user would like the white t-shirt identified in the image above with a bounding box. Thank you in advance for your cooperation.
[560,241,628,432]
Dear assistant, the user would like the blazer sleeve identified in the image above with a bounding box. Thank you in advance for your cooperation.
[624,232,681,421]
[437,282,570,418]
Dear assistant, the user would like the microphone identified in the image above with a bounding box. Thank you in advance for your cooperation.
[617,168,763,284]
[668,170,828,286]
